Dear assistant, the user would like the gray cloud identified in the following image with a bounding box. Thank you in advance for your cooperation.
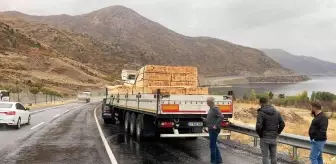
[1,0,335,62]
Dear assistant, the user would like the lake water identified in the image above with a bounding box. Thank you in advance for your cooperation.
[209,76,336,98]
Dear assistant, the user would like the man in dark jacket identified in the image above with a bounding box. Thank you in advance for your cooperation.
[309,102,328,164]
[256,97,285,164]
[206,97,224,164]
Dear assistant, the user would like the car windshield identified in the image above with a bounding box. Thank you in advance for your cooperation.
[0,103,13,108]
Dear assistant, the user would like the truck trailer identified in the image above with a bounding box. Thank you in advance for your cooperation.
[102,89,233,140]
[102,65,233,140]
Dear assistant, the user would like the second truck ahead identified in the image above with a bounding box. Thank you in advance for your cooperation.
[77,91,91,103]
[0,90,10,102]
[102,65,233,140]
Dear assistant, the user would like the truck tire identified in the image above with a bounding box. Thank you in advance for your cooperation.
[136,114,144,140]
[118,110,124,125]
[124,112,131,133]
[129,113,137,136]
[104,119,115,124]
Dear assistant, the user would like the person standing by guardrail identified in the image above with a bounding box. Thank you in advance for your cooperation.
[206,97,224,164]
[309,102,329,164]
[256,97,285,164]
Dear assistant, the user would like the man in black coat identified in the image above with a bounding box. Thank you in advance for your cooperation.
[309,102,328,164]
[256,97,285,164]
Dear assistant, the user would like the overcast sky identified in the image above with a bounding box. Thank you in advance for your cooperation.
[1,0,335,62]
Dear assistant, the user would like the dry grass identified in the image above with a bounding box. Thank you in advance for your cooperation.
[228,103,336,163]
[24,99,76,110]
[0,17,117,92]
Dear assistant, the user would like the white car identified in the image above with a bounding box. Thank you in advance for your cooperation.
[0,102,31,129]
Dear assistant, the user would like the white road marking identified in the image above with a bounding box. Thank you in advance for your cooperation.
[30,122,45,130]
[94,105,118,164]
[53,114,61,118]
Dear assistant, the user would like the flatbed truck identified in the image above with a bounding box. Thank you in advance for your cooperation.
[77,91,91,103]
[0,90,10,102]
[102,89,233,140]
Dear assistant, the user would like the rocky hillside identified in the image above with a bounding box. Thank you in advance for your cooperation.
[0,16,119,92]
[262,49,336,75]
[2,6,293,77]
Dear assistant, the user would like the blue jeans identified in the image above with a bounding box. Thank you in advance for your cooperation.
[310,140,326,164]
[209,129,222,164]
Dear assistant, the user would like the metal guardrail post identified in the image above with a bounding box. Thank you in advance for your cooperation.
[292,146,298,160]
[253,137,258,147]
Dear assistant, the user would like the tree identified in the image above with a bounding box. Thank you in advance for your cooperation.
[40,88,53,103]
[249,89,257,101]
[278,94,285,99]
[269,91,274,100]
[313,91,336,102]
[29,87,40,104]
[298,91,309,102]
[311,91,316,101]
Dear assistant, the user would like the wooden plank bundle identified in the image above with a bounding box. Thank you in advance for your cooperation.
[107,65,208,95]
[141,65,197,75]
[186,87,209,95]
[136,65,198,88]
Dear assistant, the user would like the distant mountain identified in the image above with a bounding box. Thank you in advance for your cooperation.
[1,5,292,77]
[262,49,336,75]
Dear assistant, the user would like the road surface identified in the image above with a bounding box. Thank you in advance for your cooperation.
[0,102,289,164]
[0,102,110,164]
[98,106,288,164]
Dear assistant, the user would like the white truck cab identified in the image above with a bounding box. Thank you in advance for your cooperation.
[121,69,137,85]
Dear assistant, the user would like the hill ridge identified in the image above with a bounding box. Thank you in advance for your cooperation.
[1,5,293,77]
[261,48,336,75]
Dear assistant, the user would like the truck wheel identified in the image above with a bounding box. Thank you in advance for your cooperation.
[104,119,115,124]
[136,115,144,140]
[124,112,130,133]
[129,113,137,136]
[118,110,124,125]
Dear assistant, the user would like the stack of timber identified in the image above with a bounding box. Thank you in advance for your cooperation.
[109,65,209,95]
[136,65,198,87]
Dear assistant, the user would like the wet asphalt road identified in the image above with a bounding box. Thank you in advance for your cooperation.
[97,108,287,164]
[0,102,287,164]
[0,102,110,164]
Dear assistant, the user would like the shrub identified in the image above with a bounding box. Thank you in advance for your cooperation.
[249,89,257,101]
[256,92,269,99]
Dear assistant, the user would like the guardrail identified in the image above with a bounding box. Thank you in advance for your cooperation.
[228,123,336,159]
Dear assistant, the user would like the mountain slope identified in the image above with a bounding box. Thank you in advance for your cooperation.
[262,49,336,75]
[0,16,118,92]
[1,6,293,77]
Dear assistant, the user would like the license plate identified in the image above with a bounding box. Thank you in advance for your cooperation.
[188,122,203,127]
